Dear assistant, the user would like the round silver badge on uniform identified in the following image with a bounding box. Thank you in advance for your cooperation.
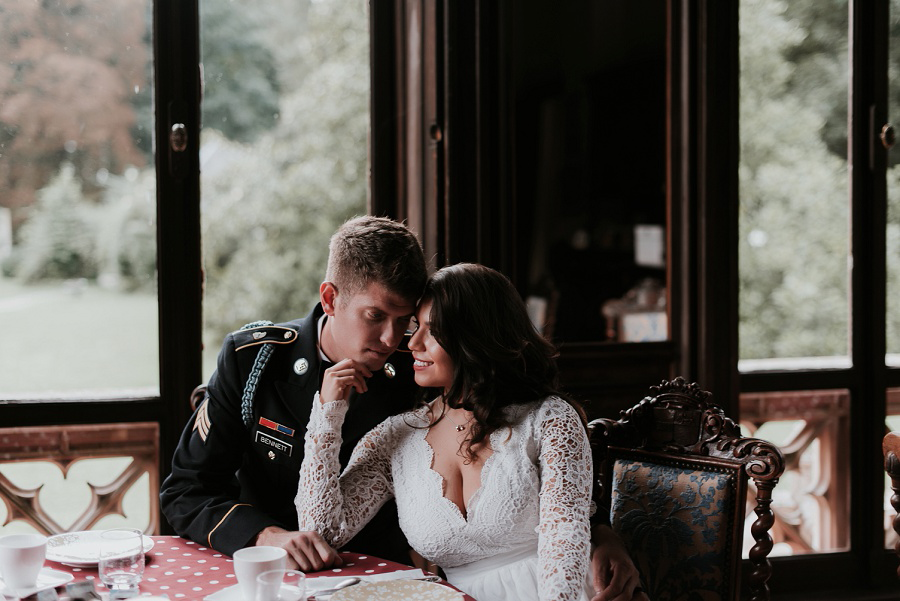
[384,362,396,378]
[293,358,309,375]
[268,451,275,460]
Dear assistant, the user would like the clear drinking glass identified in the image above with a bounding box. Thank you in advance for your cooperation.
[255,569,306,601]
[98,528,145,593]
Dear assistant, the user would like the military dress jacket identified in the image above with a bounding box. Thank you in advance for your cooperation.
[159,304,417,562]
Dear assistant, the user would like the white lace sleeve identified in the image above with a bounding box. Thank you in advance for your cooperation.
[536,398,593,600]
[294,393,396,548]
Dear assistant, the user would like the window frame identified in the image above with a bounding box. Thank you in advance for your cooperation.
[2,0,202,537]
[384,0,899,596]
[729,0,896,595]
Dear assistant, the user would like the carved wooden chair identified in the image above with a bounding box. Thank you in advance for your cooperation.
[589,377,785,601]
[883,431,900,578]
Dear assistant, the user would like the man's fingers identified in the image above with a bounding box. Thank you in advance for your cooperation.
[290,532,341,572]
[287,544,312,573]
[296,536,326,572]
[329,359,373,379]
[311,536,343,567]
[323,365,371,398]
[335,371,368,394]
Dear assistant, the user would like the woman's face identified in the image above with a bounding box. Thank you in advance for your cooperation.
[408,299,454,391]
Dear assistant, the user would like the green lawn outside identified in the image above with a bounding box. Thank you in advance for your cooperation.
[0,276,159,397]
[0,277,156,534]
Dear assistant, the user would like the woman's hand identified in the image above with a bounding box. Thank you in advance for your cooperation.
[319,359,372,404]
[590,525,648,601]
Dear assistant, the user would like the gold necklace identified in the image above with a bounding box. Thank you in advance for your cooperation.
[442,403,472,432]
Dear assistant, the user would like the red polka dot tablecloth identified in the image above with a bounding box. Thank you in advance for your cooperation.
[44,536,474,601]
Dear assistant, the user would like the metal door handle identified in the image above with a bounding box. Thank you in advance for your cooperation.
[170,123,188,152]
[881,123,895,150]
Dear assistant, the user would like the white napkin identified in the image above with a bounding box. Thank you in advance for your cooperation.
[306,568,428,592]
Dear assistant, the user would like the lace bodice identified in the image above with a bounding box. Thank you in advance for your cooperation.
[295,396,593,601]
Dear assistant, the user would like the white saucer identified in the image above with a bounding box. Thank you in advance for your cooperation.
[204,583,299,600]
[202,569,432,600]
[203,583,242,601]
[0,567,75,598]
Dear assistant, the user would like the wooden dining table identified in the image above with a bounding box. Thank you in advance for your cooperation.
[41,536,475,601]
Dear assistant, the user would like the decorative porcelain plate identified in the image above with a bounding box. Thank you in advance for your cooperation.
[331,580,464,601]
[46,530,154,567]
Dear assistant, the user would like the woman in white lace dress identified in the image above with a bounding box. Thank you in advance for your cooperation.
[295,263,595,600]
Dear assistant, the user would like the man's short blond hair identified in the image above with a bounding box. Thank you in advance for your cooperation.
[325,216,427,303]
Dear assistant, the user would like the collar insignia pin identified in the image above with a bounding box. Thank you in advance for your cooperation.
[252,331,265,340]
[284,331,293,339]
[293,358,309,375]
[384,363,396,378]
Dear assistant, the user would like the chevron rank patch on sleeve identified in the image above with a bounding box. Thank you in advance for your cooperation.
[193,398,212,443]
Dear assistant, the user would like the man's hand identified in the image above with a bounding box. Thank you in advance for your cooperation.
[590,525,648,601]
[254,526,343,572]
[320,359,372,404]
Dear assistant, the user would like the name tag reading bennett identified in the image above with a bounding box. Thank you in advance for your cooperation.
[255,430,293,457]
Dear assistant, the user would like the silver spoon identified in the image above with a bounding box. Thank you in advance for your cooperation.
[310,577,361,600]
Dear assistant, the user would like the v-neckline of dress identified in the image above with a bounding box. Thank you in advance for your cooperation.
[418,425,498,523]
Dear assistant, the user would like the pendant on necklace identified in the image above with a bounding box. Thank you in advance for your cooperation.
[455,425,465,432]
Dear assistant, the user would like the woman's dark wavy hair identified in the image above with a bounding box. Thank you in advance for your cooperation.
[420,263,586,461]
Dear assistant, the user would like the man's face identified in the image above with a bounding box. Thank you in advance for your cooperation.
[319,281,417,371]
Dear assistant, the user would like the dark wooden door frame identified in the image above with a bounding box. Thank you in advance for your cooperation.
[373,0,900,596]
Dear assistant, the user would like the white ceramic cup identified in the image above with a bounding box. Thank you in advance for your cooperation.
[0,533,47,592]
[233,546,287,601]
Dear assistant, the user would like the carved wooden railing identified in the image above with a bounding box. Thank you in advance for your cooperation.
[0,423,159,535]
[740,389,850,554]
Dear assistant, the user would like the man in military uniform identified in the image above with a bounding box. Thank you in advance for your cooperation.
[160,216,427,571]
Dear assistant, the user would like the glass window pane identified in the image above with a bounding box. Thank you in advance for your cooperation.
[0,0,157,398]
[888,0,900,364]
[199,0,370,378]
[738,0,850,369]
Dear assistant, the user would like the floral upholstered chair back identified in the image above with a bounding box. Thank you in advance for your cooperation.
[590,378,785,601]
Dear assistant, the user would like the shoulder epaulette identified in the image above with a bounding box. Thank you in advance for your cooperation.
[233,321,300,351]
[234,320,299,428]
